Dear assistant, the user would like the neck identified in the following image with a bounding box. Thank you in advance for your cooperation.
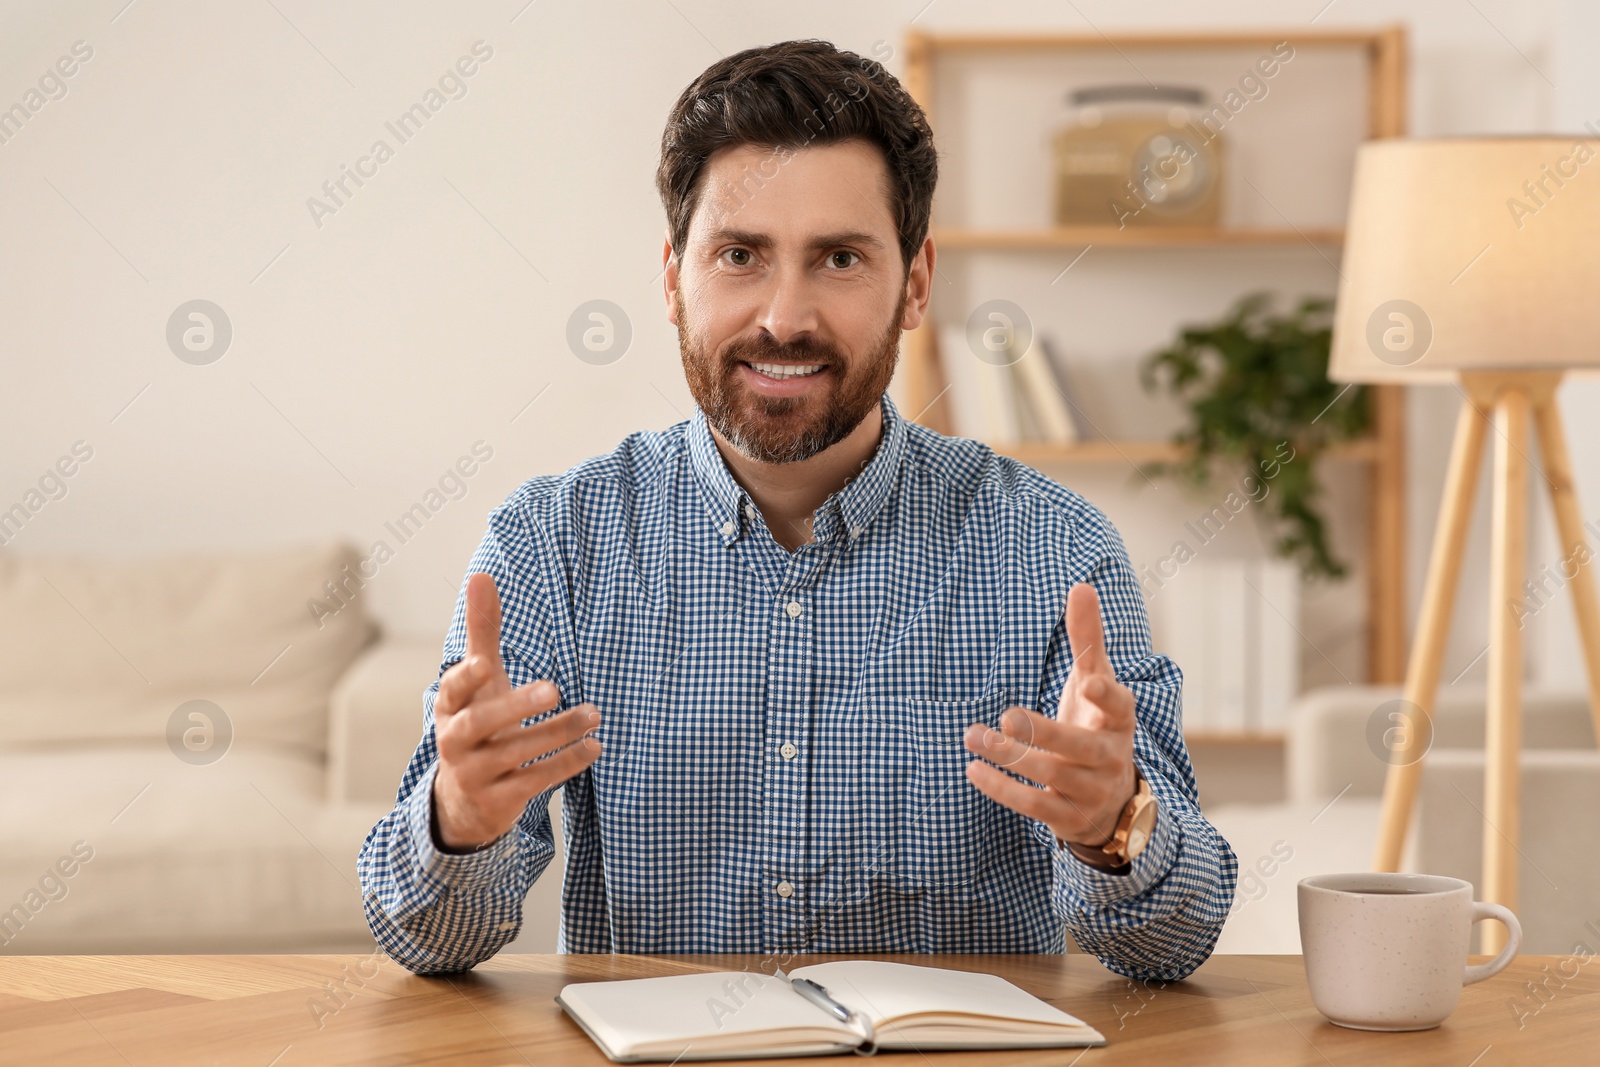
[709,403,885,552]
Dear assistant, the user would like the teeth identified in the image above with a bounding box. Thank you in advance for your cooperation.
[750,362,824,380]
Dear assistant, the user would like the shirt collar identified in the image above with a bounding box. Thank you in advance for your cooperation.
[687,405,748,546]
[686,392,908,548]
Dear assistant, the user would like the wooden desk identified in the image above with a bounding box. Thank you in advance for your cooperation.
[1,951,1593,1065]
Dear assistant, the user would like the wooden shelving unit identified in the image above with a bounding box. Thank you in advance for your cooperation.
[900,26,1411,741]
[1184,732,1291,748]
[934,226,1346,250]
[996,437,1385,467]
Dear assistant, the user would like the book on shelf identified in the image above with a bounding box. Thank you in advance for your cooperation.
[1158,567,1211,732]
[1209,559,1250,734]
[1151,557,1301,736]
[557,959,1106,1062]
[974,332,1024,444]
[1035,334,1097,440]
[1008,336,1078,445]
[1157,561,1246,733]
[938,324,1014,443]
[937,326,1080,446]
[1250,557,1300,733]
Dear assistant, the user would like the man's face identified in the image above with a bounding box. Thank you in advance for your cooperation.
[665,139,928,464]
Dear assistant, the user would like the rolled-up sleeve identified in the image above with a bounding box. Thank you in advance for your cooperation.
[356,495,569,974]
[1035,506,1239,982]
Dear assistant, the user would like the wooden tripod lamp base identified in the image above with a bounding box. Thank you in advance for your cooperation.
[1370,371,1600,954]
[1329,136,1600,958]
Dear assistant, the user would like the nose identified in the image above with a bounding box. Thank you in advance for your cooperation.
[755,260,822,346]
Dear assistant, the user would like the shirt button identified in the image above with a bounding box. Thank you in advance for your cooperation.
[720,521,735,536]
[851,525,864,537]
[784,600,803,618]
[496,921,516,932]
[745,504,757,520]
[775,880,794,899]
[779,741,798,760]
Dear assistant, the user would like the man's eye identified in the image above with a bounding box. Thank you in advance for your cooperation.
[725,248,753,266]
[828,251,860,269]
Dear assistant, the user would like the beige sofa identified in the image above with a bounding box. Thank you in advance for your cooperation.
[1288,684,1600,954]
[18,541,1586,959]
[0,542,445,954]
[1208,684,1598,955]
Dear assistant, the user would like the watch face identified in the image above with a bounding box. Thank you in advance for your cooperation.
[1126,802,1159,858]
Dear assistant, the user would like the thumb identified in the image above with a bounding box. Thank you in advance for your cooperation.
[1064,581,1113,679]
[463,572,506,682]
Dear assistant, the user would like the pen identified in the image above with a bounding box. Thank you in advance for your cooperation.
[782,974,852,1023]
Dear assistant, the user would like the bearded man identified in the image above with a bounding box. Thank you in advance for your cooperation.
[359,38,1238,983]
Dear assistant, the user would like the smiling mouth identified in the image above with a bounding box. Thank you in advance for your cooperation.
[744,361,827,381]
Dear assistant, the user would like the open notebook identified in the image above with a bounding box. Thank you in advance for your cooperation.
[556,959,1106,1062]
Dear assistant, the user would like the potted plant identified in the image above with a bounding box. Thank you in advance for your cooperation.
[1138,291,1370,580]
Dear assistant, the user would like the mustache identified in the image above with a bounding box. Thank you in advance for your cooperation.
[723,336,842,370]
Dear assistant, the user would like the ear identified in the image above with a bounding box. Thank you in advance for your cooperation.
[662,228,681,326]
[898,234,935,332]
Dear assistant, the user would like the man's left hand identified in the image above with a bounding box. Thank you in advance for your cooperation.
[963,581,1138,853]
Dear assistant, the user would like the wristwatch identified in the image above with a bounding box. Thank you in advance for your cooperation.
[1066,767,1158,869]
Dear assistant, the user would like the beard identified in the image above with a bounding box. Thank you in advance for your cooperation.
[676,289,906,465]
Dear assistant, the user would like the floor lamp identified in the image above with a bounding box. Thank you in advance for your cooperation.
[1328,137,1600,955]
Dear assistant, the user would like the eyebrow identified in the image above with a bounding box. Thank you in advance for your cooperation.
[702,227,887,253]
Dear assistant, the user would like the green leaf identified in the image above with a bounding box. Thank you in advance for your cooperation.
[1139,291,1369,581]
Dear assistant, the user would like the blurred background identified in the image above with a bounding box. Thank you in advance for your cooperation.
[3,0,1597,959]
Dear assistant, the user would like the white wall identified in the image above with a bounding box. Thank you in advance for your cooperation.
[1,0,1584,686]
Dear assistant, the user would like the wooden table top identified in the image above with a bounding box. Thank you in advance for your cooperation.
[0,951,1591,1065]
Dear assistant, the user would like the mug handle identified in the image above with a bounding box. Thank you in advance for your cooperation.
[1464,902,1523,985]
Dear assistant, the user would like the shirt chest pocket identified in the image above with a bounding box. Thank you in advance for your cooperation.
[857,688,1026,889]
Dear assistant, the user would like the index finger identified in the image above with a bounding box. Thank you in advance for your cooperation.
[1064,581,1112,677]
[464,571,503,670]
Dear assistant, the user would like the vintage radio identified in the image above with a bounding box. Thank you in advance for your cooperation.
[1052,85,1224,228]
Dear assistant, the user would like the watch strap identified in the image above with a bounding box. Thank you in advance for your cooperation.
[1060,766,1155,867]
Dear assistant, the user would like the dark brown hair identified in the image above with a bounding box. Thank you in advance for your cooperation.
[655,39,938,275]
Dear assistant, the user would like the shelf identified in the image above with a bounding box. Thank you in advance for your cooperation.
[902,23,1411,687]
[1184,732,1286,746]
[914,29,1395,51]
[993,437,1384,466]
[933,226,1345,250]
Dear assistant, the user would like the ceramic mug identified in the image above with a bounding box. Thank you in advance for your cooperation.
[1297,872,1522,1031]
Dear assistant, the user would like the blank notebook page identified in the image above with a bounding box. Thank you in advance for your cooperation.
[787,960,1092,1030]
[560,970,855,1054]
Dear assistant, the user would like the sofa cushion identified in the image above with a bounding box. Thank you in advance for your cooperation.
[1286,684,1595,804]
[1419,749,1600,955]
[0,541,376,757]
[0,745,391,953]
[329,638,446,805]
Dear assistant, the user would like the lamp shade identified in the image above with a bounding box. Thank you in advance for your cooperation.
[1329,137,1600,383]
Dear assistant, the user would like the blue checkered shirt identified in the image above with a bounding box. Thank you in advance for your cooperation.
[358,393,1238,981]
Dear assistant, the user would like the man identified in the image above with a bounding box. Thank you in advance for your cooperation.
[358,39,1237,982]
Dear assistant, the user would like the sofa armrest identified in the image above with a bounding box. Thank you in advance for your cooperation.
[1285,685,1402,805]
[327,637,443,805]
[1419,748,1600,953]
[1285,684,1596,806]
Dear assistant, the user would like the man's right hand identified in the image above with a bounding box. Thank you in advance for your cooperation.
[430,571,602,853]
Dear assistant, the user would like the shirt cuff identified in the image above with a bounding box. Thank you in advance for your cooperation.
[1039,802,1181,906]
[405,761,522,895]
